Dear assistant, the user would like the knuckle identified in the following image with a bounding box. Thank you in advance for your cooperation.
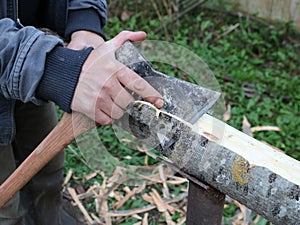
[100,118,112,126]
[101,79,115,92]
[96,95,106,104]
[95,113,112,126]
[120,30,130,36]
[133,78,147,90]
[116,68,127,79]
[111,110,124,120]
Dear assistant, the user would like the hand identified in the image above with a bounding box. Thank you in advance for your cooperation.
[71,31,164,125]
[67,30,105,50]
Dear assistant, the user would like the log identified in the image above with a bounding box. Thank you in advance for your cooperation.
[122,101,300,225]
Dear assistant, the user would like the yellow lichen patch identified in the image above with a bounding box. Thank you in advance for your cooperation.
[232,155,249,185]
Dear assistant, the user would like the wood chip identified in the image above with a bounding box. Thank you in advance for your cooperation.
[164,210,176,225]
[223,104,231,122]
[102,198,112,225]
[91,213,105,225]
[142,213,149,225]
[144,154,149,166]
[102,205,157,217]
[133,214,142,220]
[176,217,186,225]
[253,215,262,223]
[86,171,98,180]
[115,187,139,210]
[242,116,253,136]
[166,175,188,185]
[159,164,170,198]
[150,188,167,212]
[251,126,282,133]
[63,169,73,186]
[67,187,93,225]
[102,192,188,217]
[150,188,174,213]
[142,193,154,205]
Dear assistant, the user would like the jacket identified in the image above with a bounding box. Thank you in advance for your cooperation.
[0,0,107,145]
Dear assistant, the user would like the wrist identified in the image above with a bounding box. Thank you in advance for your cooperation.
[36,46,93,112]
[68,30,105,50]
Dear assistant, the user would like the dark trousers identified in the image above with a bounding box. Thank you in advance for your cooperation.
[0,101,66,225]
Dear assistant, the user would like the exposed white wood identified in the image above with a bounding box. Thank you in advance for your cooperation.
[137,101,300,186]
[137,100,300,186]
[194,114,300,186]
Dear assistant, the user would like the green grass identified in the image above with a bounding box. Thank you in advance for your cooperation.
[64,2,300,224]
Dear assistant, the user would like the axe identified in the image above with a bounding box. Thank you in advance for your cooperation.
[0,41,220,208]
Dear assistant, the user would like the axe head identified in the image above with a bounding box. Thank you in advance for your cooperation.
[116,41,221,124]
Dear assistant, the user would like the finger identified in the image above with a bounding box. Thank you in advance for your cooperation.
[94,109,113,126]
[116,67,164,108]
[98,74,135,109]
[96,93,125,120]
[110,31,147,48]
[110,102,125,120]
[112,86,135,109]
[107,70,135,108]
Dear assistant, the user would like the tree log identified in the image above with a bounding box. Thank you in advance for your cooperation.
[123,101,300,225]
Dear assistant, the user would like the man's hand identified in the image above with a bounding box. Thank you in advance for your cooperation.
[71,31,164,125]
[67,30,105,50]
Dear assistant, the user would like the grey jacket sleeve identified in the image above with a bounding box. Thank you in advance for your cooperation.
[0,18,62,104]
[0,1,108,112]
[0,18,92,112]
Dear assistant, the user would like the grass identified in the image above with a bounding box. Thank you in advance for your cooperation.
[63,1,300,224]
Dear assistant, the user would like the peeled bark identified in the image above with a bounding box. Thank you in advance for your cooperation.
[123,101,300,225]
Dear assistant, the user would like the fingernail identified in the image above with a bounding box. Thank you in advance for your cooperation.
[155,98,164,108]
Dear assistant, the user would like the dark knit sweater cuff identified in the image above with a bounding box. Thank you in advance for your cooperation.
[36,46,93,112]
[65,9,106,41]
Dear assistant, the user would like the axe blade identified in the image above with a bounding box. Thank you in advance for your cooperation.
[116,41,220,124]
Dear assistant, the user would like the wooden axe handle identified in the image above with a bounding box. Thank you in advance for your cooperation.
[0,112,96,208]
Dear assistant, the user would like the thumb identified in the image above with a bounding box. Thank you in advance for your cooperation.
[110,31,147,48]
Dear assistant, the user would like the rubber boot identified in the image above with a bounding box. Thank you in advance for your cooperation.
[19,155,78,225]
[0,145,24,225]
[12,101,84,225]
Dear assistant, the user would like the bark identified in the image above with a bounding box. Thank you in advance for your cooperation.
[121,101,300,225]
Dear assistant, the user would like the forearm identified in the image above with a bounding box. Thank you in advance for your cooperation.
[36,46,92,112]
[0,18,92,112]
[0,18,62,103]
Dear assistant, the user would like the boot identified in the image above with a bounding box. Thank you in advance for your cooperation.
[12,101,85,225]
[20,157,83,225]
[0,145,25,225]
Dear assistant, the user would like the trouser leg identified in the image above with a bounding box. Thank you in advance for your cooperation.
[13,101,71,225]
[0,146,24,225]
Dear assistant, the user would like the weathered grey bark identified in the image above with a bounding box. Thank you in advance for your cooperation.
[121,101,300,225]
